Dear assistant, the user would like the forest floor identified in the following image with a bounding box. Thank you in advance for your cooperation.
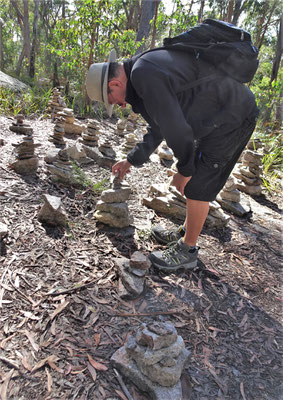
[0,114,282,400]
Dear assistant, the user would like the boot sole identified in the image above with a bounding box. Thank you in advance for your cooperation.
[150,258,198,272]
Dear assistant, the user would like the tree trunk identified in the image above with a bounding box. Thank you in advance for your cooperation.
[227,0,234,22]
[270,14,283,84]
[256,0,279,50]
[135,0,156,54]
[11,0,31,76]
[0,18,4,70]
[53,60,60,88]
[198,0,205,22]
[150,0,160,49]
[29,0,40,78]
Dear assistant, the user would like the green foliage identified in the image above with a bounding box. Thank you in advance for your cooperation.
[71,162,110,193]
[0,86,51,115]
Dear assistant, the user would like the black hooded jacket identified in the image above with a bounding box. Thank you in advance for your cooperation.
[123,49,258,177]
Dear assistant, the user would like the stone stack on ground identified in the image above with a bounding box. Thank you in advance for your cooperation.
[0,222,8,256]
[125,121,135,135]
[216,176,251,217]
[81,120,100,147]
[127,112,139,127]
[47,87,66,119]
[98,139,116,159]
[158,143,174,168]
[111,321,190,400]
[121,133,138,154]
[9,129,40,175]
[48,116,66,146]
[233,148,263,196]
[116,118,127,136]
[47,149,81,187]
[38,194,67,226]
[115,251,151,300]
[143,183,230,228]
[56,107,85,136]
[9,115,33,135]
[94,174,132,228]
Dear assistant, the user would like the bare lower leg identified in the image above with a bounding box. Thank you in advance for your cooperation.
[183,199,209,247]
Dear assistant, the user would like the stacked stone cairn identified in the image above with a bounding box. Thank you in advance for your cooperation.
[81,120,100,147]
[47,149,81,187]
[48,116,65,146]
[143,183,230,228]
[94,173,132,228]
[116,118,127,136]
[47,87,66,119]
[9,114,33,135]
[111,321,190,400]
[216,175,251,217]
[98,138,116,159]
[158,142,174,168]
[115,251,151,300]
[9,129,40,175]
[121,132,138,154]
[127,112,139,126]
[233,143,263,196]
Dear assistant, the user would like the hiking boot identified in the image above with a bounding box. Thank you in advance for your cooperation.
[151,225,185,245]
[149,239,198,272]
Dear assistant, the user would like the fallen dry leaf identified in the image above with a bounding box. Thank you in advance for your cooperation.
[0,368,14,400]
[50,300,70,321]
[45,367,53,393]
[115,389,128,400]
[23,330,39,352]
[87,354,108,371]
[31,355,59,373]
[94,333,101,347]
[87,361,97,382]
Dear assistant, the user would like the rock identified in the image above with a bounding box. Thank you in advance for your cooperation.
[243,150,262,165]
[101,187,131,203]
[44,148,61,164]
[236,182,262,196]
[82,145,116,169]
[0,70,29,92]
[94,210,132,228]
[0,139,4,146]
[158,146,174,161]
[116,259,144,298]
[129,251,151,270]
[126,335,185,366]
[0,222,8,240]
[143,196,186,220]
[9,125,33,134]
[136,323,178,350]
[220,189,241,202]
[96,200,130,218]
[38,194,67,226]
[205,213,230,228]
[111,346,183,400]
[216,195,251,217]
[10,157,38,175]
[66,142,87,161]
[64,121,86,135]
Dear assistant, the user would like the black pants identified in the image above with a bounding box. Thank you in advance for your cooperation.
[184,115,258,201]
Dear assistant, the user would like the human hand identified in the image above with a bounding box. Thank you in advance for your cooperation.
[171,172,191,196]
[112,159,132,180]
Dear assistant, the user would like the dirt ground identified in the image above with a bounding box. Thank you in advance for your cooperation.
[0,115,282,400]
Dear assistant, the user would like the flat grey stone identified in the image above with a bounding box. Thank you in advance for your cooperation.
[243,150,262,165]
[111,347,183,400]
[143,196,186,221]
[130,251,151,270]
[38,194,67,226]
[101,187,131,203]
[205,214,230,228]
[236,182,262,196]
[220,189,241,202]
[96,200,129,218]
[9,157,38,175]
[130,268,147,277]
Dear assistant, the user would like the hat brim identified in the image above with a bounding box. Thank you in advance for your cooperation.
[103,49,117,117]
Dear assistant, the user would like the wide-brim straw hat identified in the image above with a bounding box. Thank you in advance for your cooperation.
[85,49,117,117]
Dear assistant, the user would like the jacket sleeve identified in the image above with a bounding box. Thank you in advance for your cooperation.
[128,59,196,177]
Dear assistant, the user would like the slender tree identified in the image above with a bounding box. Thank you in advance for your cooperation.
[29,0,40,78]
[135,0,156,54]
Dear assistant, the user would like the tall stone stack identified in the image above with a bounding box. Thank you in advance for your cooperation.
[116,118,127,136]
[111,322,190,400]
[98,139,116,159]
[121,133,138,154]
[127,112,139,127]
[94,174,132,228]
[47,87,66,119]
[158,143,174,167]
[233,149,263,196]
[217,176,251,217]
[9,115,33,135]
[115,251,151,300]
[9,130,40,175]
[81,120,100,147]
[48,116,66,146]
[47,149,81,187]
